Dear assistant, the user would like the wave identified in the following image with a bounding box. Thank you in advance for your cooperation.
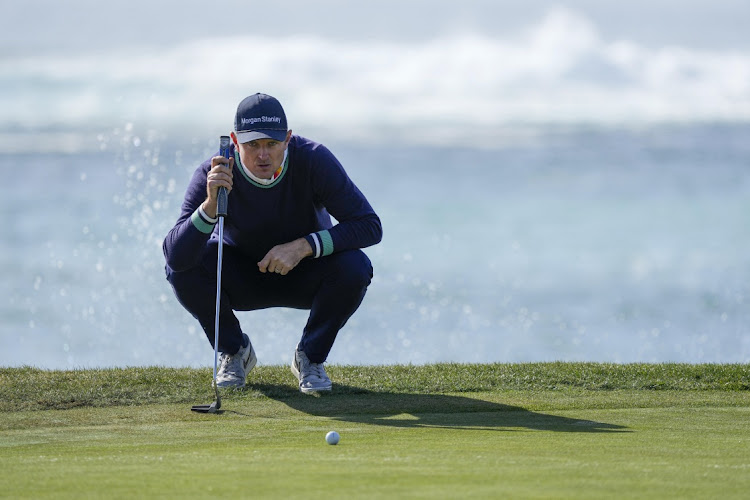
[1,8,749,149]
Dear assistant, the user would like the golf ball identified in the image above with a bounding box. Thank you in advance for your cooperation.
[325,431,340,445]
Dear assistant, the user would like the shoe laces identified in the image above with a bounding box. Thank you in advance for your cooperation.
[219,351,242,375]
[297,350,326,380]
[310,362,328,380]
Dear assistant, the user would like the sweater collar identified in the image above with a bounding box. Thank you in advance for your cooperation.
[235,148,288,188]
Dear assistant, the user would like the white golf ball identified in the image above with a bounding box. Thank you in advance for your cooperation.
[325,431,340,445]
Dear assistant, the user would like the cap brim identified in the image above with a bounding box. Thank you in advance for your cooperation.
[235,130,288,143]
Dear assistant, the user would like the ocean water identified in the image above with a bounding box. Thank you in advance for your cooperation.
[1,1,749,368]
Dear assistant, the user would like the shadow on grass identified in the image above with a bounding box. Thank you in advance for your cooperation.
[247,383,628,433]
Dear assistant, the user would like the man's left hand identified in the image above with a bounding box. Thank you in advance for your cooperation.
[258,238,314,275]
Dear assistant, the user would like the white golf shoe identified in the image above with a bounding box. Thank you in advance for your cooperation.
[291,346,332,393]
[216,335,257,388]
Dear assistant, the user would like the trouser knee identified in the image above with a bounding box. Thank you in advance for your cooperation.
[330,250,373,293]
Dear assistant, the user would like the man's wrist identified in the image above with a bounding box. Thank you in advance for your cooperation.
[297,237,314,258]
[200,200,218,220]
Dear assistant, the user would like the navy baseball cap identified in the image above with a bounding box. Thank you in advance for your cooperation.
[234,93,288,143]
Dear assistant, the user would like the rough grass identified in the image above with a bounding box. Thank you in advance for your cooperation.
[0,362,748,412]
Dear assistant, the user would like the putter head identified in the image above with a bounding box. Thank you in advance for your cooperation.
[190,382,222,413]
[191,399,220,413]
[190,403,217,413]
[190,382,221,413]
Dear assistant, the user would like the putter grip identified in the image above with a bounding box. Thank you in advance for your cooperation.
[217,136,231,217]
[217,187,228,217]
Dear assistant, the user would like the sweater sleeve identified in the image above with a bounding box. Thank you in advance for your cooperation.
[162,160,217,271]
[305,145,382,257]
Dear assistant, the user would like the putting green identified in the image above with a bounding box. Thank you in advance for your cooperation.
[1,390,748,499]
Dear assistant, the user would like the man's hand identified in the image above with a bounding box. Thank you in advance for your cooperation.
[201,155,234,218]
[258,238,314,275]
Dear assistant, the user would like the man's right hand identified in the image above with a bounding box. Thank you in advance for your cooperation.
[201,155,234,218]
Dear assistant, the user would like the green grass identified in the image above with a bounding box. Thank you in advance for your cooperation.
[1,363,749,499]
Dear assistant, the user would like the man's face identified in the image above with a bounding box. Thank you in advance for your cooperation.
[234,130,292,179]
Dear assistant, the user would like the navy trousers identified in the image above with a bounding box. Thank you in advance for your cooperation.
[166,244,373,363]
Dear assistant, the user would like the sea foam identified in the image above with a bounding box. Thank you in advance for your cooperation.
[1,9,748,152]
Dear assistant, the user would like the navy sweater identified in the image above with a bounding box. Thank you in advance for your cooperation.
[163,135,382,272]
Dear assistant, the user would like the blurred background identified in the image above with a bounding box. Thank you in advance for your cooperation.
[1,0,748,368]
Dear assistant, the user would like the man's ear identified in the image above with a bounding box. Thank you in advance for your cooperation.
[230,132,239,146]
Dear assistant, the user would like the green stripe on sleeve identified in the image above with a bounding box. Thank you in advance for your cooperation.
[191,209,216,234]
[319,230,334,256]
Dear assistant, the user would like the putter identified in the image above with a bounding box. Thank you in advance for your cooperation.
[191,136,231,414]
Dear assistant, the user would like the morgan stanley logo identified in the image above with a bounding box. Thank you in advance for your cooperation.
[242,116,282,126]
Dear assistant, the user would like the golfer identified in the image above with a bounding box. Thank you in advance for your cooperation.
[163,93,382,392]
